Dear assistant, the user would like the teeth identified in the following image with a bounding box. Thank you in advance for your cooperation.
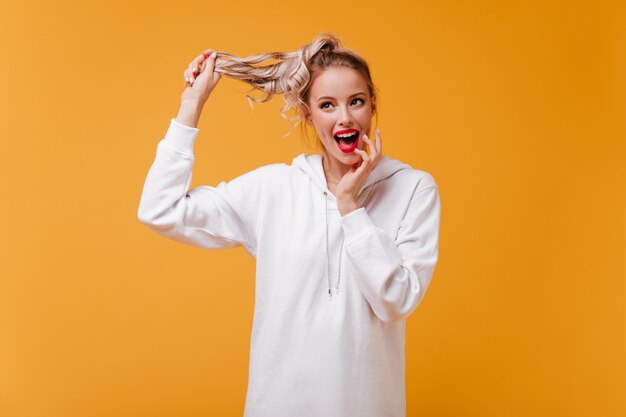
[335,132,357,138]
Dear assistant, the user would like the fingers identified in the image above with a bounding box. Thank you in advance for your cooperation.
[185,49,215,84]
[353,148,371,171]
[338,130,383,200]
[354,147,371,162]
[204,51,220,81]
[361,132,382,165]
[192,50,212,77]
[364,130,382,154]
[185,50,220,86]
[353,131,382,177]
[361,135,376,158]
[374,129,382,154]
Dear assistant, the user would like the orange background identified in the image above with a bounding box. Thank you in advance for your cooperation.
[1,1,624,416]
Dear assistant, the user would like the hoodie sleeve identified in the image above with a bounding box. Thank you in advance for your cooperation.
[137,118,258,256]
[340,184,440,323]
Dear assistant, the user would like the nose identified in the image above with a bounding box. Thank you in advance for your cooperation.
[338,105,354,126]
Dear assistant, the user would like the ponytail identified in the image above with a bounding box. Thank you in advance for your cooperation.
[210,34,339,130]
[211,33,375,139]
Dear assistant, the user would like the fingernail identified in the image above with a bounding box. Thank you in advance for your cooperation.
[211,51,217,58]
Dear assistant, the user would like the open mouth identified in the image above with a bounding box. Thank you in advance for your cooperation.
[333,129,360,153]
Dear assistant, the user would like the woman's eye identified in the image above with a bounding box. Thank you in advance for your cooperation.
[351,98,364,105]
[320,102,333,109]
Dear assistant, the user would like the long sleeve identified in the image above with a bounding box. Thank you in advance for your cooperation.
[137,118,258,255]
[340,185,440,323]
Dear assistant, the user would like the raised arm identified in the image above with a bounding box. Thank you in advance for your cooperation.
[137,49,258,255]
[176,48,222,128]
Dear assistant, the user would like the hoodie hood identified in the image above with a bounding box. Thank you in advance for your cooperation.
[292,153,412,197]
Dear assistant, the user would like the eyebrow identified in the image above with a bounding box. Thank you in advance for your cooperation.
[317,92,366,101]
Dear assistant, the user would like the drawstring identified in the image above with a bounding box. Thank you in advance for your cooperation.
[324,191,344,301]
[324,192,332,300]
[336,235,344,296]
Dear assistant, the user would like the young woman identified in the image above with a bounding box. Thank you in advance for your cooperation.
[138,33,440,417]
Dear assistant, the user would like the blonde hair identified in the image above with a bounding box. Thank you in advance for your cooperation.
[211,33,378,147]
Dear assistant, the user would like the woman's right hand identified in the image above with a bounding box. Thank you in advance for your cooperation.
[181,48,222,107]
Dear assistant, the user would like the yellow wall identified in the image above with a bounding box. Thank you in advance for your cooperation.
[1,1,624,416]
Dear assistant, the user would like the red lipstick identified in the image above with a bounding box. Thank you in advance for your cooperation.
[334,129,359,136]
[333,129,360,153]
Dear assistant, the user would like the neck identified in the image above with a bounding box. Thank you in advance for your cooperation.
[321,152,351,186]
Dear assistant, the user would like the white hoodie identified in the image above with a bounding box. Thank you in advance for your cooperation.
[137,118,441,417]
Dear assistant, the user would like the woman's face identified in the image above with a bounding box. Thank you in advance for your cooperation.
[305,66,376,168]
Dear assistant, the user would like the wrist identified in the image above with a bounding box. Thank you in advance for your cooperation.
[337,196,359,217]
[176,100,203,128]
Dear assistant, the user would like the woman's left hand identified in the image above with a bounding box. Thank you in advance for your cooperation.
[336,129,383,216]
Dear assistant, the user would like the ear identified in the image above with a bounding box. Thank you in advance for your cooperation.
[371,96,377,115]
[304,112,314,126]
